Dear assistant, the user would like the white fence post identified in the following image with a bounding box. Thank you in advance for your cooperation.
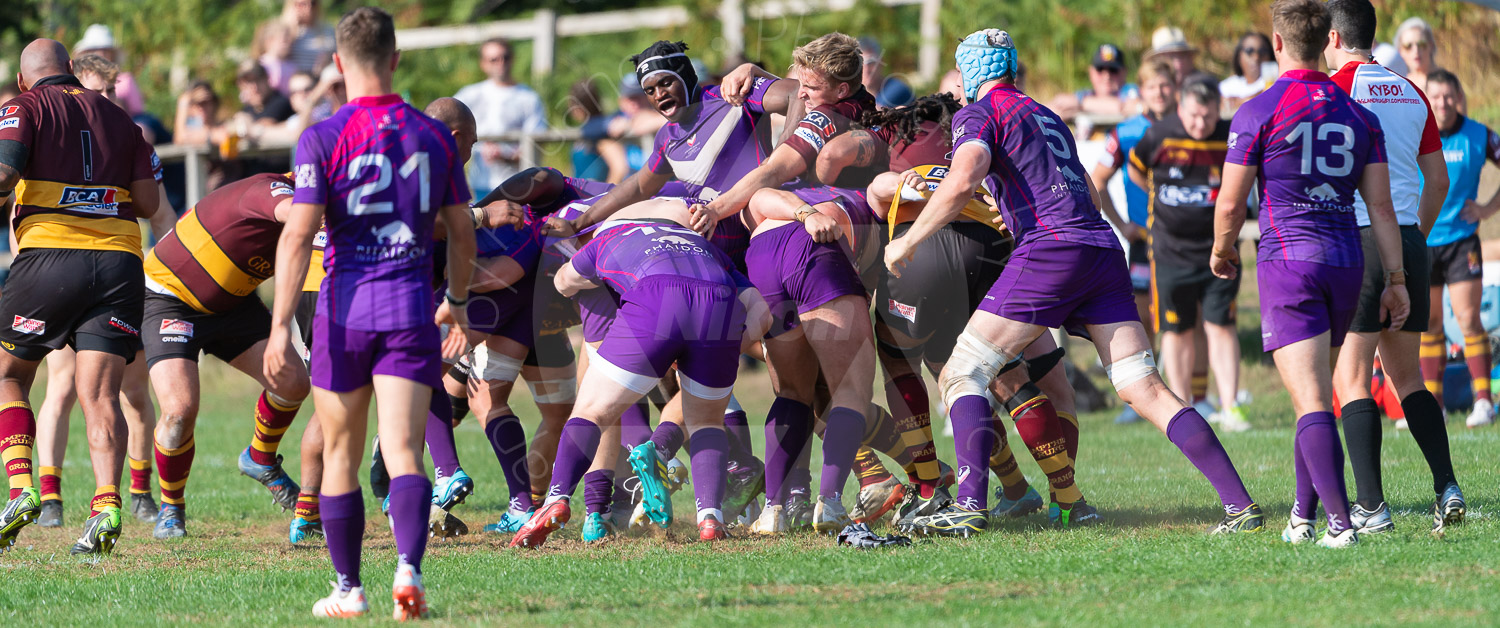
[720,0,745,63]
[918,0,941,85]
[533,9,557,78]
[183,148,205,209]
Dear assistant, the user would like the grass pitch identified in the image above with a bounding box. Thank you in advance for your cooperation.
[1,346,1498,626]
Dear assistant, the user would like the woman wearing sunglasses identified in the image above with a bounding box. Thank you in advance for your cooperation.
[1219,32,1275,111]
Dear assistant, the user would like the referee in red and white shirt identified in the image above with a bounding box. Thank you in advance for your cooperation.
[1324,0,1464,536]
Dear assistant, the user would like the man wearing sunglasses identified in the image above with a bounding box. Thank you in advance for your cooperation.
[1050,43,1139,120]
[454,38,549,198]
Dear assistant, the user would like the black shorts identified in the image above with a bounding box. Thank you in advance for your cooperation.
[523,329,575,369]
[0,248,143,361]
[295,291,319,349]
[1428,233,1484,287]
[878,221,1012,362]
[1151,259,1240,332]
[143,292,272,369]
[1351,225,1431,333]
[1128,240,1151,293]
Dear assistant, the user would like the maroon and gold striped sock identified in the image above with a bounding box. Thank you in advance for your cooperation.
[1464,334,1492,403]
[155,437,195,507]
[853,447,893,488]
[988,425,1030,501]
[1057,411,1080,464]
[249,392,301,466]
[38,466,61,503]
[0,401,36,500]
[90,485,121,516]
[128,457,152,496]
[1420,332,1446,404]
[1006,385,1082,508]
[295,491,320,522]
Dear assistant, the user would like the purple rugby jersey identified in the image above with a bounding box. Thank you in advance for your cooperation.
[1226,69,1387,268]
[647,80,776,201]
[294,94,471,331]
[950,84,1119,250]
[569,220,737,293]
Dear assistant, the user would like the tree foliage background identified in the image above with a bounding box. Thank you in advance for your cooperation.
[2,0,1497,132]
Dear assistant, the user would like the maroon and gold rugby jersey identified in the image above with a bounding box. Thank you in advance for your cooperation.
[0,75,156,256]
[784,86,878,178]
[874,120,999,233]
[144,173,294,313]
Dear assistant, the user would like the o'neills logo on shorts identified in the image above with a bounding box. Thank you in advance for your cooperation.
[887,299,917,323]
[160,319,194,337]
[109,317,140,337]
[11,316,44,335]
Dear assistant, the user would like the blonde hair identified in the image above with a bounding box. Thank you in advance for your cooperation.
[1137,58,1176,85]
[792,32,863,88]
[72,54,119,85]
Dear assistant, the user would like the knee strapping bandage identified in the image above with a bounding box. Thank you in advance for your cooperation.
[1104,350,1157,391]
[527,377,578,404]
[471,344,524,383]
[940,329,1019,407]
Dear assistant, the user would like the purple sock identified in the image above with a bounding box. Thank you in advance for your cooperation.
[1165,408,1254,511]
[484,414,533,512]
[620,403,652,449]
[689,426,728,514]
[650,421,686,459]
[583,469,614,515]
[950,395,996,511]
[387,475,431,573]
[426,399,460,479]
[818,407,865,498]
[320,489,365,591]
[764,398,812,506]
[723,409,756,465]
[548,418,602,501]
[1296,412,1351,532]
[1292,433,1319,520]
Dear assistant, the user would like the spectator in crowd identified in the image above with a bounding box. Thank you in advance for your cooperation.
[284,70,319,127]
[1145,25,1198,86]
[281,0,336,73]
[255,19,299,96]
[172,80,238,190]
[567,79,626,182]
[73,24,146,115]
[0,80,17,104]
[1395,17,1439,92]
[859,36,914,108]
[235,61,295,127]
[1219,32,1276,111]
[605,75,667,148]
[454,38,549,196]
[305,63,346,125]
[938,69,963,101]
[1050,43,1138,119]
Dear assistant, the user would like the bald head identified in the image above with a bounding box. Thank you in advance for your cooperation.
[424,97,478,167]
[19,39,71,88]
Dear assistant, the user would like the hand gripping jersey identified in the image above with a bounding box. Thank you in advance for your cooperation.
[145,173,295,313]
[950,84,1119,249]
[1129,114,1231,267]
[0,74,158,256]
[1428,116,1500,247]
[1329,61,1441,227]
[875,120,1001,236]
[293,94,471,331]
[1226,69,1387,267]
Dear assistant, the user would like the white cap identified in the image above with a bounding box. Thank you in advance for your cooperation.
[1147,26,1196,57]
[74,24,117,54]
[320,63,343,84]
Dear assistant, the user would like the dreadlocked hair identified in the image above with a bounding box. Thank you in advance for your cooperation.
[631,41,690,67]
[857,92,963,147]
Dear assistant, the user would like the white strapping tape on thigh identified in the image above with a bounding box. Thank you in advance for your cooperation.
[583,342,599,361]
[939,329,1018,408]
[470,344,524,383]
[527,376,578,404]
[1104,350,1157,391]
[678,372,733,401]
[586,353,659,396]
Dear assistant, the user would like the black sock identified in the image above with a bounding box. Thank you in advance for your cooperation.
[1400,390,1457,494]
[1340,398,1383,510]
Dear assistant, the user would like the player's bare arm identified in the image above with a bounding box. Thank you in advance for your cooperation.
[701,144,806,223]
[470,255,525,292]
[815,130,885,185]
[439,202,477,356]
[884,142,990,277]
[1210,162,1256,280]
[1415,150,1449,235]
[552,261,598,298]
[547,166,671,237]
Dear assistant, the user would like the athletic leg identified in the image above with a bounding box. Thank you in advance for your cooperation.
[148,358,199,537]
[34,349,75,525]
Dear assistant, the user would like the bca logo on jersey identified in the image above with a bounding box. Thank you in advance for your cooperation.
[804,111,836,137]
[57,186,119,216]
[159,319,194,338]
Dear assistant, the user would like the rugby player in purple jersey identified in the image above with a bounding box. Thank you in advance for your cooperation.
[509,199,770,547]
[263,8,477,619]
[1211,0,1407,549]
[888,29,1262,536]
